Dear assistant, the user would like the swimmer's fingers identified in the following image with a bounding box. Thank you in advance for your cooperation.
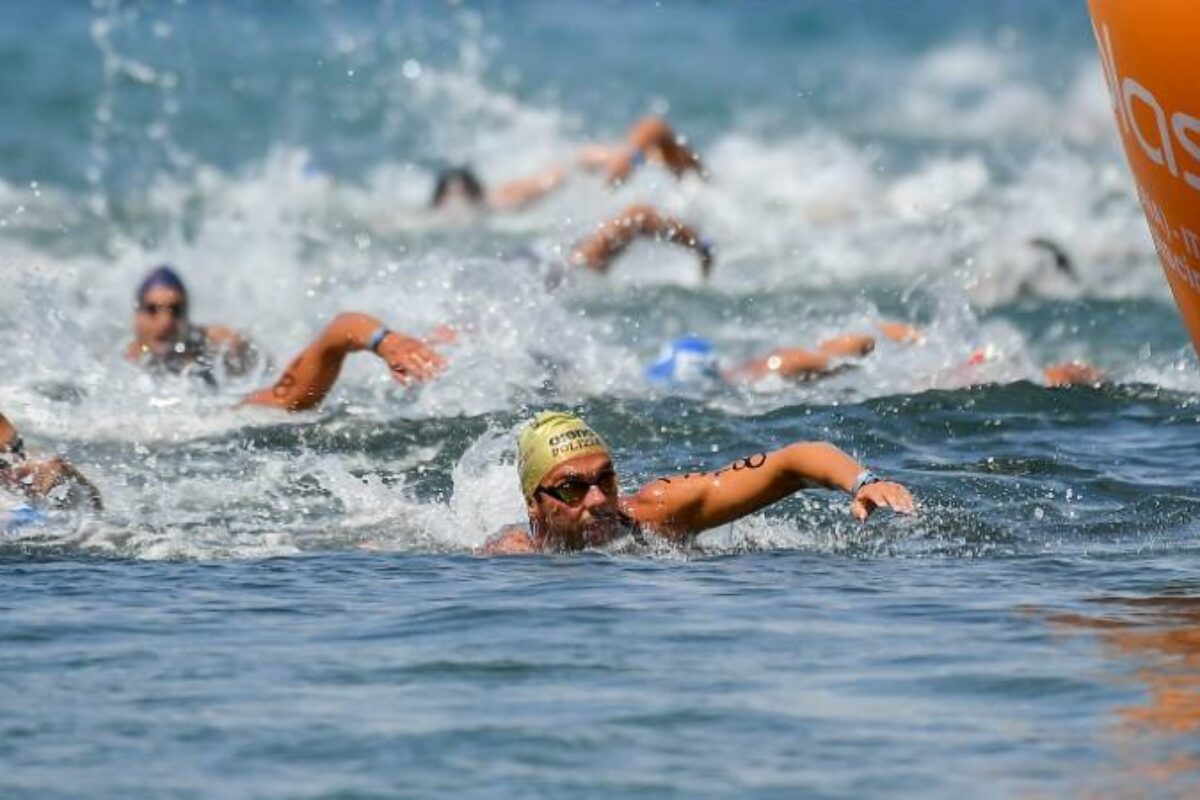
[379,335,447,385]
[851,481,915,522]
[422,324,458,346]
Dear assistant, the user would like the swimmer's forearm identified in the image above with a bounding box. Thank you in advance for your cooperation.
[488,166,566,211]
[730,349,831,382]
[319,312,391,355]
[779,442,864,493]
[572,204,710,274]
[630,442,864,536]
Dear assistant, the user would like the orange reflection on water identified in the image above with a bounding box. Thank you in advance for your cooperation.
[1049,594,1200,799]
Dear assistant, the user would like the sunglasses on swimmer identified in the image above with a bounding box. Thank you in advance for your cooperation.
[138,301,185,317]
[535,470,618,505]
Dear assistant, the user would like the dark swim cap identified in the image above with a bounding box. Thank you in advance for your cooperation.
[430,166,485,207]
[136,265,189,309]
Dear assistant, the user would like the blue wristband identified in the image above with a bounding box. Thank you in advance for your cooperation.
[368,327,390,353]
[629,148,646,168]
[851,470,881,496]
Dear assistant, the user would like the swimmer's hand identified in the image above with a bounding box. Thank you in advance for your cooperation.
[377,332,446,385]
[422,324,459,347]
[851,480,914,522]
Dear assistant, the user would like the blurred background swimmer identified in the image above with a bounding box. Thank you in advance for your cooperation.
[0,411,101,514]
[125,265,264,385]
[429,115,705,213]
[126,268,449,411]
[645,325,914,388]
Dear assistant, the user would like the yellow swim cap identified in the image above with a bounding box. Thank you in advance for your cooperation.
[518,411,610,498]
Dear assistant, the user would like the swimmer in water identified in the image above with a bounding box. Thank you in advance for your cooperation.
[0,411,102,511]
[482,411,914,554]
[125,266,262,384]
[647,333,878,386]
[431,115,705,212]
[646,323,920,387]
[126,267,448,410]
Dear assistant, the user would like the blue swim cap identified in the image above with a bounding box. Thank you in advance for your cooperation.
[646,336,720,384]
[136,265,188,306]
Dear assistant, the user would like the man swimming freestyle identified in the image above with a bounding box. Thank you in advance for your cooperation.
[0,411,102,511]
[431,116,705,212]
[126,265,262,383]
[482,411,914,554]
[127,267,448,411]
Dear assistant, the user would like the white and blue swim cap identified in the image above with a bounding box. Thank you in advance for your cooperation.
[645,336,720,384]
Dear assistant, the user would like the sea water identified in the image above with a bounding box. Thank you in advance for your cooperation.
[2,2,1198,797]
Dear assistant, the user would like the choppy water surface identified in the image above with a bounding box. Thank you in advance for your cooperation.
[2,2,1199,798]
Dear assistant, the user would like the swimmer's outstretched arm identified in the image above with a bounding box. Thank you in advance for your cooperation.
[240,312,446,412]
[577,116,706,184]
[623,442,913,538]
[487,165,568,211]
[727,335,878,382]
[571,203,713,277]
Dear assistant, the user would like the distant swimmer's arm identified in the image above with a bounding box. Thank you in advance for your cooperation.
[240,312,446,412]
[624,442,914,538]
[726,348,833,382]
[877,321,923,344]
[571,203,714,277]
[479,525,538,555]
[723,335,876,383]
[579,116,706,184]
[487,165,568,211]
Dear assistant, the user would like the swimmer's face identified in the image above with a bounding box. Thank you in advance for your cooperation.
[135,285,188,348]
[526,452,622,549]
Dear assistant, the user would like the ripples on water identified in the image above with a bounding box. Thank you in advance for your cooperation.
[2,1,1199,797]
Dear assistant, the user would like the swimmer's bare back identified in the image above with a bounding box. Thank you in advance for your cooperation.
[240,312,447,412]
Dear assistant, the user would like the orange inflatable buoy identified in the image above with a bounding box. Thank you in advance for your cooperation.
[1087,1,1200,356]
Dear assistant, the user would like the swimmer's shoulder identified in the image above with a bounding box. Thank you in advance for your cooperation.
[480,525,538,555]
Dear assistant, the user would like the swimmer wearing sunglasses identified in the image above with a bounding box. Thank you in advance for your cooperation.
[482,411,914,554]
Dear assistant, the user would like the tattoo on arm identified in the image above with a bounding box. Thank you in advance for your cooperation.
[656,452,768,485]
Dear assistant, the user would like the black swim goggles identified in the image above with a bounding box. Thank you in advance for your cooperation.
[535,470,618,506]
[138,301,186,317]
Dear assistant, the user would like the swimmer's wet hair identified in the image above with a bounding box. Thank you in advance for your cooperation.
[430,166,485,207]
